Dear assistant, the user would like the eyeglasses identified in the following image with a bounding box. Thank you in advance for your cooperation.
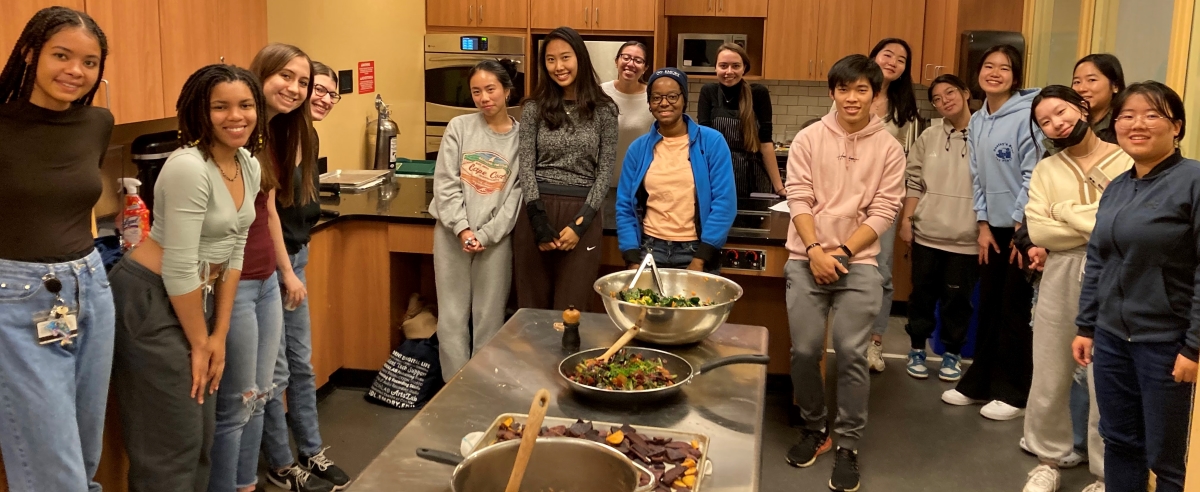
[650,93,682,105]
[313,85,341,104]
[618,53,646,66]
[1114,112,1167,127]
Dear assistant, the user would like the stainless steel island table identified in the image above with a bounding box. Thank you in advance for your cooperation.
[351,308,769,491]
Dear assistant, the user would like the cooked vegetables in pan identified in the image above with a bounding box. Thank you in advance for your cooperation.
[567,350,677,390]
[618,288,712,307]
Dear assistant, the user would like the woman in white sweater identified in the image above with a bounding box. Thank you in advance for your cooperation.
[601,41,655,187]
[1020,85,1132,492]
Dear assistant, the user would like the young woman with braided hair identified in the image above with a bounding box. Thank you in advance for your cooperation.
[109,64,265,492]
[0,7,114,492]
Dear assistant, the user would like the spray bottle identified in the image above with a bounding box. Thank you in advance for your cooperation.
[116,177,150,251]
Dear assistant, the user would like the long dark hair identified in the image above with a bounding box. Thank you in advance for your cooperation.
[976,44,1024,95]
[251,43,316,207]
[1029,85,1091,152]
[1112,81,1186,144]
[526,27,615,131]
[615,41,650,84]
[716,42,760,152]
[0,6,107,105]
[1074,54,1126,94]
[176,65,268,162]
[869,38,918,125]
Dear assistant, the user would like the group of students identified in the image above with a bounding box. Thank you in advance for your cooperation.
[776,38,1197,492]
[1,7,351,492]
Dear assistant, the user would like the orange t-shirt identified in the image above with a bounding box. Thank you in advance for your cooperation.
[643,135,698,241]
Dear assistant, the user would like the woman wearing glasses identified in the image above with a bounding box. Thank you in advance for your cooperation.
[601,41,655,187]
[615,68,736,274]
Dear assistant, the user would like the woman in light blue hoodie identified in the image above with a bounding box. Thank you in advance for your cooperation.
[941,44,1041,423]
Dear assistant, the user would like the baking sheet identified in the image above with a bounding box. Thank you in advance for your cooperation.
[472,413,711,491]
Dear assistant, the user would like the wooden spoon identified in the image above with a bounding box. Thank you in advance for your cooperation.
[505,388,551,492]
[592,325,640,364]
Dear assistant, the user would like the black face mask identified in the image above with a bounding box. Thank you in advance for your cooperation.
[1048,118,1089,149]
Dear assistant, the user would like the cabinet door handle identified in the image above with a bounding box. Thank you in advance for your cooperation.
[479,4,484,23]
[934,65,944,77]
[100,79,110,109]
[219,56,225,64]
[719,0,723,13]
[468,4,473,23]
[595,7,599,27]
[922,63,933,81]
[584,6,589,26]
[809,60,813,77]
[708,0,713,13]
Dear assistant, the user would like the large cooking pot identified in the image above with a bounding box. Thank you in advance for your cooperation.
[594,268,743,345]
[416,437,654,492]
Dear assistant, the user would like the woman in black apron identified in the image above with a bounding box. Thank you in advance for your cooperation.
[697,43,782,197]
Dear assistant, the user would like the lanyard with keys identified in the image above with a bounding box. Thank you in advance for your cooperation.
[34,272,78,346]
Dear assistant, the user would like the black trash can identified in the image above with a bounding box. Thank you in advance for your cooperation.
[130,130,179,223]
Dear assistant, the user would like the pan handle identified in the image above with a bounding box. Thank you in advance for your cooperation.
[416,447,464,466]
[695,354,770,375]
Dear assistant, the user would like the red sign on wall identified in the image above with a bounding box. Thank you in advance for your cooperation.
[358,61,375,94]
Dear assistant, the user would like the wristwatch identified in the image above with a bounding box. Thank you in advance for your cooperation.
[805,242,821,252]
[839,244,853,257]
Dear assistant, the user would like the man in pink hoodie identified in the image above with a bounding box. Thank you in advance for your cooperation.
[783,54,905,492]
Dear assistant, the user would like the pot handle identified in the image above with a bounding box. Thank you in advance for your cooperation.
[695,354,770,375]
[415,447,464,466]
[632,460,657,492]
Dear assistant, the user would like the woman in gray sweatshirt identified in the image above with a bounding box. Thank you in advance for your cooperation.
[429,60,523,382]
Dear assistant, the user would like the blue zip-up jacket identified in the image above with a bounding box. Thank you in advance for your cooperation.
[616,115,737,267]
[968,88,1042,228]
[1076,151,1200,361]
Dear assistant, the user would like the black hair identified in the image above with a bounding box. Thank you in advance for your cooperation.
[1074,54,1126,94]
[1029,85,1091,151]
[311,60,338,87]
[868,38,918,125]
[1112,81,1186,142]
[525,27,615,131]
[615,41,651,83]
[175,64,268,161]
[469,59,518,107]
[827,54,883,95]
[927,74,970,100]
[0,6,107,105]
[976,44,1024,95]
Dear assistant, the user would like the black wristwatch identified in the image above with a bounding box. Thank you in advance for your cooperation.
[839,244,853,257]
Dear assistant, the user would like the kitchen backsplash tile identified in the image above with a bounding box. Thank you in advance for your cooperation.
[685,79,939,146]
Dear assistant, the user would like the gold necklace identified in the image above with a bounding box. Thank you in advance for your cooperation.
[218,161,240,182]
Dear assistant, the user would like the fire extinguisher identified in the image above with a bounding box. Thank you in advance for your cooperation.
[368,94,397,172]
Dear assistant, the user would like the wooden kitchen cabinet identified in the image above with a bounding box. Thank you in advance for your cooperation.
[85,0,167,124]
[0,0,87,65]
[666,0,767,17]
[591,0,656,31]
[814,0,873,79]
[763,0,820,80]
[427,0,475,28]
[921,0,960,84]
[531,0,590,30]
[158,0,222,114]
[477,0,529,29]
[870,0,926,84]
[217,0,268,70]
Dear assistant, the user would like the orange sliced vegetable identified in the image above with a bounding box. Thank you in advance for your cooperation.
[682,458,696,468]
[681,475,696,487]
[673,479,686,488]
[690,439,699,449]
[606,430,625,444]
[684,467,697,476]
[502,417,514,428]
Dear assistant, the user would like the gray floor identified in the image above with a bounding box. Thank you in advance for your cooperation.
[261,317,1102,491]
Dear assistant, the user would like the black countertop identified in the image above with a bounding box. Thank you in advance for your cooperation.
[314,177,792,247]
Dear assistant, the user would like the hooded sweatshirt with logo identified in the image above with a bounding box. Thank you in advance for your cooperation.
[785,112,905,266]
[906,118,977,255]
[968,88,1042,228]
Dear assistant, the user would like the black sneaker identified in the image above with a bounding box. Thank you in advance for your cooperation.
[829,447,861,491]
[301,446,352,490]
[267,464,336,492]
[785,428,832,468]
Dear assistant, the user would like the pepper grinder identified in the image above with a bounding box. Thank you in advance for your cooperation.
[561,306,580,353]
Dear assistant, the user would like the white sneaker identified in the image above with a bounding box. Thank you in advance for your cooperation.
[980,400,1025,420]
[1018,437,1087,468]
[867,340,886,373]
[1023,464,1061,492]
[1080,481,1104,492]
[941,389,985,406]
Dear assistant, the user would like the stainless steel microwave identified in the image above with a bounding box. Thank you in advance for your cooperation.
[677,33,747,74]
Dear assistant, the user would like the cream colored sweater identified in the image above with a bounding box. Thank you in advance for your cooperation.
[1025,145,1133,251]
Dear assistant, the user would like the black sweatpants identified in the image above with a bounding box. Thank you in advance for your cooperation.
[905,242,979,354]
[512,193,603,311]
[953,226,1034,407]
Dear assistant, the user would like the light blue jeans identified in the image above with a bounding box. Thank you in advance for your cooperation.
[262,246,324,469]
[210,273,283,490]
[0,250,114,492]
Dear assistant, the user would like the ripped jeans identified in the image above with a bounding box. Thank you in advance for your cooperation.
[209,272,283,491]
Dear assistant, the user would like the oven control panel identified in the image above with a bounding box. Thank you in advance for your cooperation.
[460,36,489,51]
[721,248,767,271]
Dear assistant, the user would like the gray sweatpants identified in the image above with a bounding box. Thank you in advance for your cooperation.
[872,224,895,336]
[1024,248,1104,478]
[786,260,883,449]
[433,224,513,382]
[110,257,216,492]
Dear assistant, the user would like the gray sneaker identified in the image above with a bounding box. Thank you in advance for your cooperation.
[867,340,886,373]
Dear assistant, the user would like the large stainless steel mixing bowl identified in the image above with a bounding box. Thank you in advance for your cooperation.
[594,268,743,345]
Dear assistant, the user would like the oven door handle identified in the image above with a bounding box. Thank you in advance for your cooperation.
[426,55,525,70]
